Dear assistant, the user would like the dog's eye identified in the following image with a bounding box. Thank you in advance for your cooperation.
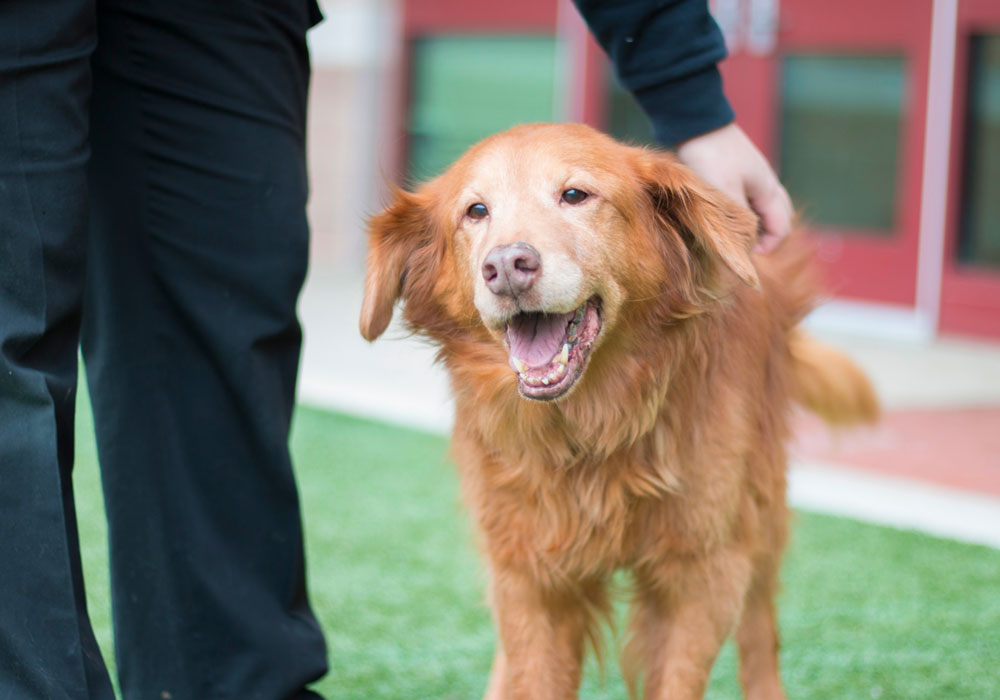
[466,203,489,220]
[561,188,589,205]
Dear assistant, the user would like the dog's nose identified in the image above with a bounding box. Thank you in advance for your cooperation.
[482,242,541,297]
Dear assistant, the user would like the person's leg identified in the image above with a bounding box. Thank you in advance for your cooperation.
[82,1,326,697]
[0,1,115,698]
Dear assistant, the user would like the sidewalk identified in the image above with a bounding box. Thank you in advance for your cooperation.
[297,264,1000,548]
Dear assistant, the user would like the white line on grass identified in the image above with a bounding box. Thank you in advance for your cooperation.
[297,377,454,435]
[296,386,1000,550]
[789,460,1000,549]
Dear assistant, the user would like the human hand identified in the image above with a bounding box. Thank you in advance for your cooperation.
[675,123,793,253]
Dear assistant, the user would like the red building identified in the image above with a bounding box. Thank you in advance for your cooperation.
[391,0,1000,340]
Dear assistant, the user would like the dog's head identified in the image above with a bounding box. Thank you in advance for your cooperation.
[361,123,759,402]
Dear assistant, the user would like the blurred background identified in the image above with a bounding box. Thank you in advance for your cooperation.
[303,0,1000,339]
[297,0,1000,524]
[71,2,1000,696]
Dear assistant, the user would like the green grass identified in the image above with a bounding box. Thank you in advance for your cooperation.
[74,399,1000,699]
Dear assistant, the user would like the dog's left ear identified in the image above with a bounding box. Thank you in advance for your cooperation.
[639,150,760,290]
[360,187,437,341]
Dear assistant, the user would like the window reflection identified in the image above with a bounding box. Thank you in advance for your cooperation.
[959,35,1000,269]
[606,77,656,147]
[779,54,907,234]
[408,36,558,180]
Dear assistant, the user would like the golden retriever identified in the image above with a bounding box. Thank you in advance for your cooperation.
[360,123,877,700]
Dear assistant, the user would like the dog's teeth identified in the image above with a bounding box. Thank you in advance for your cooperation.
[558,344,570,364]
[512,357,527,373]
[541,377,550,385]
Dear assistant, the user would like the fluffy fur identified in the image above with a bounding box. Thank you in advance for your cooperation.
[360,123,878,700]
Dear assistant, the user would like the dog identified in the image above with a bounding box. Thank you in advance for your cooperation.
[360,123,877,700]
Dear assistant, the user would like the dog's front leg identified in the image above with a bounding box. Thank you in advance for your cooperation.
[483,568,596,700]
[627,549,753,700]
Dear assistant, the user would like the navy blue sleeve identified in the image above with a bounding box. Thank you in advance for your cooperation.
[573,0,734,146]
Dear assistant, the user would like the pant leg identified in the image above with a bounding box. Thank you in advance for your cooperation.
[81,1,327,698]
[0,2,115,699]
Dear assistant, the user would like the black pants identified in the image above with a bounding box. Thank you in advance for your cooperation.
[0,1,328,697]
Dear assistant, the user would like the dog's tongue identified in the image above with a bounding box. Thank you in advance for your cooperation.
[506,311,573,368]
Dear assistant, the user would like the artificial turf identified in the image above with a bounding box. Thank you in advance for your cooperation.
[73,398,1000,699]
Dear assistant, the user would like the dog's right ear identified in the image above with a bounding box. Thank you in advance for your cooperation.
[360,187,435,341]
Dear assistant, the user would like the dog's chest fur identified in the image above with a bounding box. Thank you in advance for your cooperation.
[452,404,749,585]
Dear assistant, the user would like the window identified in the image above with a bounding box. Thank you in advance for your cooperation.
[408,36,558,180]
[958,35,1000,269]
[605,77,656,147]
[779,55,907,233]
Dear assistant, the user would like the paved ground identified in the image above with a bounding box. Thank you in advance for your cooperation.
[296,260,1000,548]
[793,407,1000,496]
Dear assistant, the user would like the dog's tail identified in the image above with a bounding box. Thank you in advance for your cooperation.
[789,328,879,425]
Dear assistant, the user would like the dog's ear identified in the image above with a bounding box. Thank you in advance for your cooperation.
[638,149,760,290]
[360,187,436,341]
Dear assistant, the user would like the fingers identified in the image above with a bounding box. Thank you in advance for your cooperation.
[676,123,793,254]
[749,181,793,253]
[716,177,751,211]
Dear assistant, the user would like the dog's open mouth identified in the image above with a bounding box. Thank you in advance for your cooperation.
[505,297,602,401]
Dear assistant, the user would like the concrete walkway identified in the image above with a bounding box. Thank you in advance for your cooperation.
[297,264,1000,549]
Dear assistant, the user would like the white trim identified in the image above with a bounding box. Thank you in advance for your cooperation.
[297,382,1000,549]
[745,0,779,55]
[915,0,959,335]
[554,0,590,123]
[298,377,455,435]
[710,0,744,53]
[790,460,1000,549]
[307,0,392,68]
[803,299,936,344]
